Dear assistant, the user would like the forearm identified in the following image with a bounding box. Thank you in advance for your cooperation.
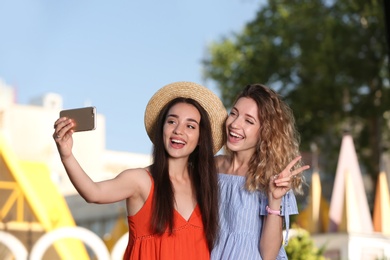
[259,199,283,260]
[61,154,100,203]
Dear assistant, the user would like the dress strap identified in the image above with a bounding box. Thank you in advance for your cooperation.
[145,169,153,179]
[281,191,298,245]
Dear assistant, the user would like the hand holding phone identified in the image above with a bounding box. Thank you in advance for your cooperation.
[59,106,96,132]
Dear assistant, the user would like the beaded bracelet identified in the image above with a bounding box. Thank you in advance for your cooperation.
[266,205,282,216]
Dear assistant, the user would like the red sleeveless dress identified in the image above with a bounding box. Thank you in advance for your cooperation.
[123,174,210,260]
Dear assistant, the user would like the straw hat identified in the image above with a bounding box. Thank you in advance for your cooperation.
[144,81,227,154]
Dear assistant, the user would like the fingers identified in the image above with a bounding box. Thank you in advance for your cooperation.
[274,162,310,188]
[283,156,310,177]
[54,117,68,128]
[53,118,74,141]
[272,156,310,181]
[285,156,302,172]
[289,165,310,178]
[275,165,309,181]
[272,156,302,181]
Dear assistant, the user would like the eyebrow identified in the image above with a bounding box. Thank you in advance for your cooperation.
[245,114,257,121]
[166,114,200,125]
[231,106,257,122]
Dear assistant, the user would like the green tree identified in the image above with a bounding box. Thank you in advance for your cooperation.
[202,0,389,202]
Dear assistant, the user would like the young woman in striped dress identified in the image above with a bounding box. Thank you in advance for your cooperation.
[211,84,310,260]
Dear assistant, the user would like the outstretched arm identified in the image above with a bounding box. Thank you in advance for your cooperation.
[53,117,143,204]
[259,156,310,260]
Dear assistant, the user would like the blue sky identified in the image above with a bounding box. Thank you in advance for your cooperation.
[0,0,262,154]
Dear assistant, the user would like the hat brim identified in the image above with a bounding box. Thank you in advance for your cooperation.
[144,81,227,155]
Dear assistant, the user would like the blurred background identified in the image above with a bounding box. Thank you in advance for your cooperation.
[1,0,390,259]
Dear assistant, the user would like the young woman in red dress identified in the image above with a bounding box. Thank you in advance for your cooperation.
[53,81,227,259]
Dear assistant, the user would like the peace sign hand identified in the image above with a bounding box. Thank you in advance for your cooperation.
[269,156,310,200]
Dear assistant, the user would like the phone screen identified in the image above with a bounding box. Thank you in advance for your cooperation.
[59,107,96,132]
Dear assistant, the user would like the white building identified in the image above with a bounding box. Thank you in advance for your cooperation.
[0,79,152,259]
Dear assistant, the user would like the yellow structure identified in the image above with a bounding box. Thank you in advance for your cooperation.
[0,133,89,259]
[296,171,329,233]
[373,171,390,235]
[0,80,152,258]
[103,210,128,252]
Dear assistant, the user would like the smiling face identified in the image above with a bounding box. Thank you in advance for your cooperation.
[163,102,201,159]
[225,97,260,155]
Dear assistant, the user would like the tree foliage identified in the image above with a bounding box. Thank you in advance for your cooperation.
[202,0,389,194]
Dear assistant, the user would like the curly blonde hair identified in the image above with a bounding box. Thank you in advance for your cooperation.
[227,84,305,194]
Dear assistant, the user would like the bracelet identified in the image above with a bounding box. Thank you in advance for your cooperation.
[266,205,282,216]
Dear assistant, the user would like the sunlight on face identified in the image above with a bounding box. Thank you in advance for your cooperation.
[163,102,201,159]
[225,97,260,154]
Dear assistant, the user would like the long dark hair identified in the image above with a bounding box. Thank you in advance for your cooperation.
[150,97,219,250]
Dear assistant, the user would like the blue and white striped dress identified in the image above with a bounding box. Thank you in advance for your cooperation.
[211,173,298,260]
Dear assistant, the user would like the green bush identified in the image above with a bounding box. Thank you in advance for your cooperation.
[285,227,326,260]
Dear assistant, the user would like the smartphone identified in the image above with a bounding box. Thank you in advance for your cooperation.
[60,106,96,132]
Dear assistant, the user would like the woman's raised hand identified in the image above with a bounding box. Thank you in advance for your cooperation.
[269,156,310,200]
[53,117,75,159]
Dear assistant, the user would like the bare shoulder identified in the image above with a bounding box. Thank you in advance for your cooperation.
[118,167,152,215]
[117,166,152,192]
[120,166,150,178]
